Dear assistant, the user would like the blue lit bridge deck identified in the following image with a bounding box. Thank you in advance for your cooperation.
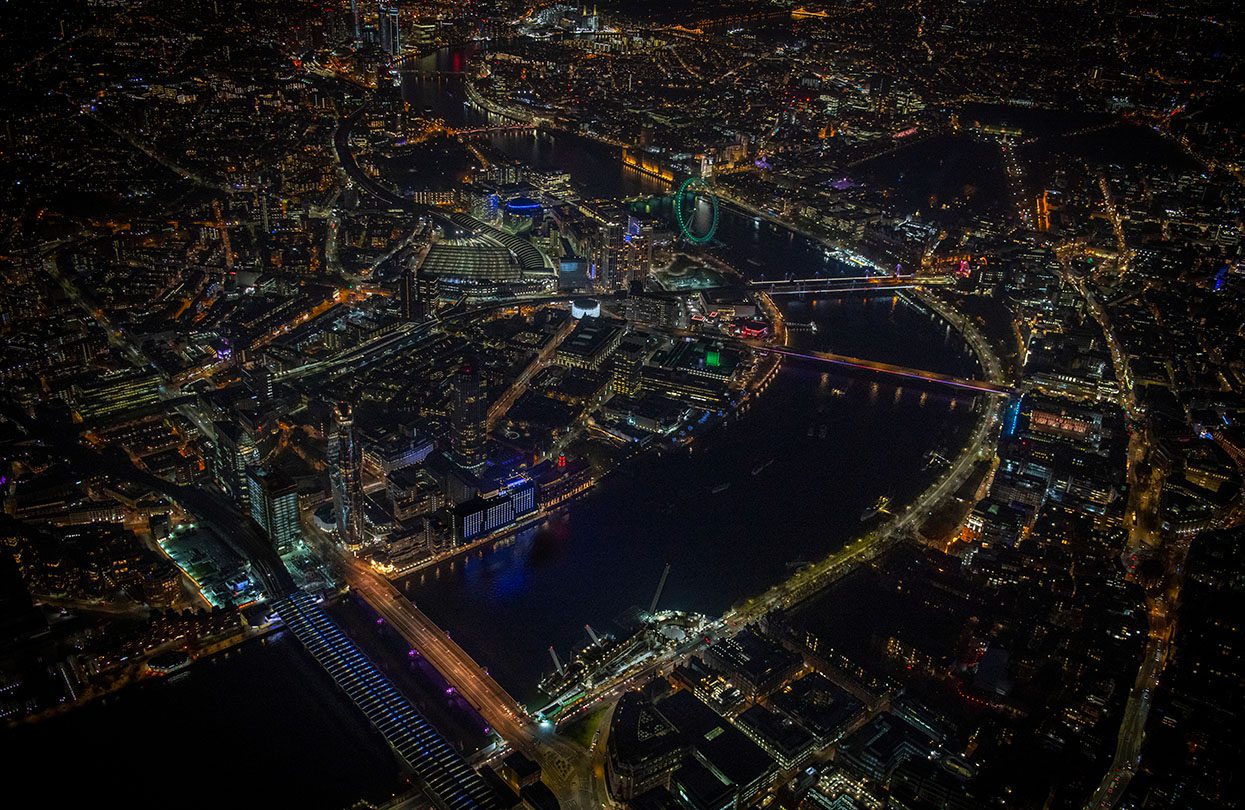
[273,591,498,810]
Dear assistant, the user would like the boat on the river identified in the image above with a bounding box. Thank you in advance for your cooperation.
[536,611,717,723]
[147,650,192,677]
[860,495,891,522]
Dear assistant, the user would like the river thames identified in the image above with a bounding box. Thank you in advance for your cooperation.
[4,47,987,800]
[393,47,984,706]
[405,294,982,705]
[4,633,408,808]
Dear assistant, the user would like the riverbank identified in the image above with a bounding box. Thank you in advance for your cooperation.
[373,45,999,705]
[379,319,780,581]
[707,195,1009,624]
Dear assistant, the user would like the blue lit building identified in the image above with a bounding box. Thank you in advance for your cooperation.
[451,475,538,542]
[503,196,543,234]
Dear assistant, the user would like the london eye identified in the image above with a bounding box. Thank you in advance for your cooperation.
[673,176,719,245]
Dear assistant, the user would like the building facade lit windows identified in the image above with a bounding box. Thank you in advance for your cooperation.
[451,476,538,542]
[328,402,364,548]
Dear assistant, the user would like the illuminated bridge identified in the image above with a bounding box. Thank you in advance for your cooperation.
[452,124,538,137]
[388,52,465,75]
[749,274,953,295]
[735,341,1013,396]
[273,590,499,810]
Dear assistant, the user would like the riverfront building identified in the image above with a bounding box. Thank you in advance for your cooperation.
[702,630,803,700]
[451,475,538,542]
[606,691,687,800]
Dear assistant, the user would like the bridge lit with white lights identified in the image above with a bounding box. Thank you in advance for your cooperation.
[451,123,538,137]
[748,274,954,295]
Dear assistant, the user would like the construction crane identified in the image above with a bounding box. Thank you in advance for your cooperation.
[648,562,671,616]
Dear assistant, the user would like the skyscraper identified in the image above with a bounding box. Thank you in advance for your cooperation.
[328,402,364,547]
[243,364,275,403]
[379,2,401,55]
[595,217,627,291]
[349,0,361,43]
[451,356,487,469]
[211,420,259,508]
[247,468,301,555]
[399,267,424,322]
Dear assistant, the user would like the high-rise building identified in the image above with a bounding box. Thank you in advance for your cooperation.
[211,421,260,508]
[328,402,364,547]
[243,364,275,402]
[451,356,487,469]
[379,2,401,55]
[418,273,440,311]
[610,339,646,396]
[623,216,654,285]
[390,3,402,54]
[595,217,627,291]
[349,0,361,43]
[247,468,301,556]
[399,267,424,322]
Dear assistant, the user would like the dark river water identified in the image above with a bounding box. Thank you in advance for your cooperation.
[394,47,985,706]
[1,633,408,809]
[406,294,981,705]
[3,47,993,804]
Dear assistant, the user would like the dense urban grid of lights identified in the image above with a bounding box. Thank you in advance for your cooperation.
[1,2,1242,809]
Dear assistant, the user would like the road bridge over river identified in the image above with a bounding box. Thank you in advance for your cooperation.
[748,274,953,295]
[739,341,1014,396]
